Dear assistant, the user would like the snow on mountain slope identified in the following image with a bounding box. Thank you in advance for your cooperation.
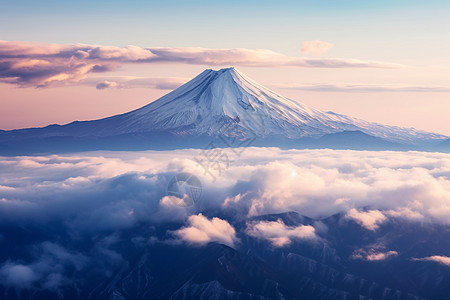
[66,67,443,144]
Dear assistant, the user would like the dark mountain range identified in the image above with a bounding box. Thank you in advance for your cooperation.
[2,211,450,299]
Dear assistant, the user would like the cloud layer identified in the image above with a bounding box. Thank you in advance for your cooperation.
[0,40,402,88]
[1,148,450,233]
[272,83,450,93]
[1,147,450,289]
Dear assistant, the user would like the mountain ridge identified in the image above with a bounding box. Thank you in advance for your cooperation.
[3,210,450,299]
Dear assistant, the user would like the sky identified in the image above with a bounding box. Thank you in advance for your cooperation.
[0,0,449,135]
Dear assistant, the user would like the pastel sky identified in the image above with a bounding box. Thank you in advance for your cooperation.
[1,0,449,134]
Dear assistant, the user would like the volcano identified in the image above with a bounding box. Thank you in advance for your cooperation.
[0,67,446,154]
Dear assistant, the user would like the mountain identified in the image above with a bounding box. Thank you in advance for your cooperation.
[0,67,446,154]
[2,211,450,299]
[437,138,450,153]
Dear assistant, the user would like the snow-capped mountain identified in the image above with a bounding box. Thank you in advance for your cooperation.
[0,67,447,154]
[51,67,447,142]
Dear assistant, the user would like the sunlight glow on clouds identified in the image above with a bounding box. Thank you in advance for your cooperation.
[0,40,403,88]
[345,209,387,231]
[352,248,398,261]
[246,219,318,247]
[1,147,450,289]
[1,148,450,232]
[413,255,450,267]
[173,214,237,247]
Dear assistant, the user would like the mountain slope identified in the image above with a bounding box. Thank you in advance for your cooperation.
[116,67,444,144]
[3,211,450,299]
[0,67,446,153]
[437,138,450,153]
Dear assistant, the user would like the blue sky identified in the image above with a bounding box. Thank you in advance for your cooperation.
[2,0,448,51]
[1,0,448,61]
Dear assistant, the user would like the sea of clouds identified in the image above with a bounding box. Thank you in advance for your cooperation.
[1,148,450,228]
[1,147,450,288]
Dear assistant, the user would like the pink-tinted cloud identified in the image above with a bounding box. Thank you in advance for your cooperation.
[245,219,318,247]
[412,255,450,266]
[95,80,118,90]
[1,148,450,230]
[301,40,334,56]
[352,247,398,261]
[150,47,401,69]
[173,214,238,247]
[345,209,387,231]
[0,40,403,88]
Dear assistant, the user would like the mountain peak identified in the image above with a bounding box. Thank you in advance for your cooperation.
[208,66,237,73]
[202,67,243,83]
[200,67,241,83]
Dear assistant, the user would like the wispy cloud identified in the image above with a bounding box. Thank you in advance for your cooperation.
[147,47,395,69]
[0,40,403,88]
[352,247,398,261]
[301,40,334,56]
[271,83,450,93]
[412,255,450,266]
[87,76,188,90]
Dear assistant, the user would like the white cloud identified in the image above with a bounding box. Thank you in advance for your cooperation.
[1,147,450,293]
[1,148,450,235]
[1,147,450,292]
[345,209,387,231]
[352,248,398,261]
[156,195,190,222]
[301,40,334,56]
[88,45,155,60]
[385,207,424,220]
[246,219,318,247]
[412,255,450,266]
[173,214,238,247]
